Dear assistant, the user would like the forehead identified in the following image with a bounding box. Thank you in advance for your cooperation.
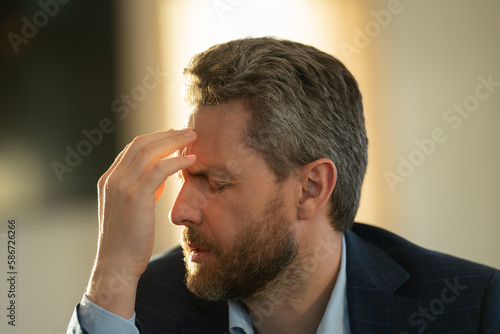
[186,100,251,169]
[190,100,249,141]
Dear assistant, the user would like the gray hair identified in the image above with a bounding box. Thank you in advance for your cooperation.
[183,37,367,232]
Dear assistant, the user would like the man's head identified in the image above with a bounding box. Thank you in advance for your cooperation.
[170,37,367,302]
[183,37,367,232]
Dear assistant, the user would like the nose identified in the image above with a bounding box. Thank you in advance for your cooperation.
[169,180,205,227]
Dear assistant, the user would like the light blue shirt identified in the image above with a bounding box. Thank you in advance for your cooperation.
[69,294,139,334]
[228,236,350,334]
[70,236,349,334]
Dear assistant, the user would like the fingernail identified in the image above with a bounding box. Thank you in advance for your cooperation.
[185,155,196,161]
[184,130,196,137]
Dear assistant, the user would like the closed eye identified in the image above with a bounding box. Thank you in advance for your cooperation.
[209,181,229,192]
[182,170,230,193]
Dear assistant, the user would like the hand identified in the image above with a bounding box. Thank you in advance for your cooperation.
[85,128,197,318]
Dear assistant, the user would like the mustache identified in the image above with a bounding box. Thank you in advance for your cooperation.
[181,228,221,255]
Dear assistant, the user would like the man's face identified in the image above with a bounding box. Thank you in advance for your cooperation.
[169,100,300,301]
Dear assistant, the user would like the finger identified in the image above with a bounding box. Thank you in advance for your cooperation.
[118,129,193,169]
[108,143,130,174]
[140,155,196,196]
[98,143,130,193]
[97,143,131,222]
[128,130,197,179]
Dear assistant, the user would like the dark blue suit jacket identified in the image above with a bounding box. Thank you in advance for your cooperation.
[72,223,500,333]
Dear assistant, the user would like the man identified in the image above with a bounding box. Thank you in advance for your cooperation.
[68,37,499,333]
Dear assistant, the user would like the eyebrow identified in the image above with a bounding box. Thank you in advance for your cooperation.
[187,166,232,181]
[177,131,234,181]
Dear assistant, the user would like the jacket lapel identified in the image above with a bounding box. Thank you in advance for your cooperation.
[345,230,423,333]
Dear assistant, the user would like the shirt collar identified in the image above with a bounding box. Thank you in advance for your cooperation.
[316,234,350,333]
[228,300,254,334]
[228,235,349,334]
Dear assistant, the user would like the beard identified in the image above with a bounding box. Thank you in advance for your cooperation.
[181,192,299,302]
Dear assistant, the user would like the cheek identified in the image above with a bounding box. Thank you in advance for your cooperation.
[201,194,254,244]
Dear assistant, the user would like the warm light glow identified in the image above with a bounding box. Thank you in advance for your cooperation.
[158,0,342,127]
[157,0,346,212]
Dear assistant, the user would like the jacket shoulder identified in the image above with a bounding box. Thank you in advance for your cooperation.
[347,223,500,333]
[349,223,498,279]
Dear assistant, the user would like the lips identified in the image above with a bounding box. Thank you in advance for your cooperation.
[183,232,210,252]
[182,228,216,263]
[187,243,206,252]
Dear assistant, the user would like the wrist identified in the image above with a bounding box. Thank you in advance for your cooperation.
[86,263,140,319]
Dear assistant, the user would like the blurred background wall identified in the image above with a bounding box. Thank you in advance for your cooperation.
[0,0,498,332]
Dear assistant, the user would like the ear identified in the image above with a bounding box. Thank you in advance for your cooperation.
[297,159,337,221]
